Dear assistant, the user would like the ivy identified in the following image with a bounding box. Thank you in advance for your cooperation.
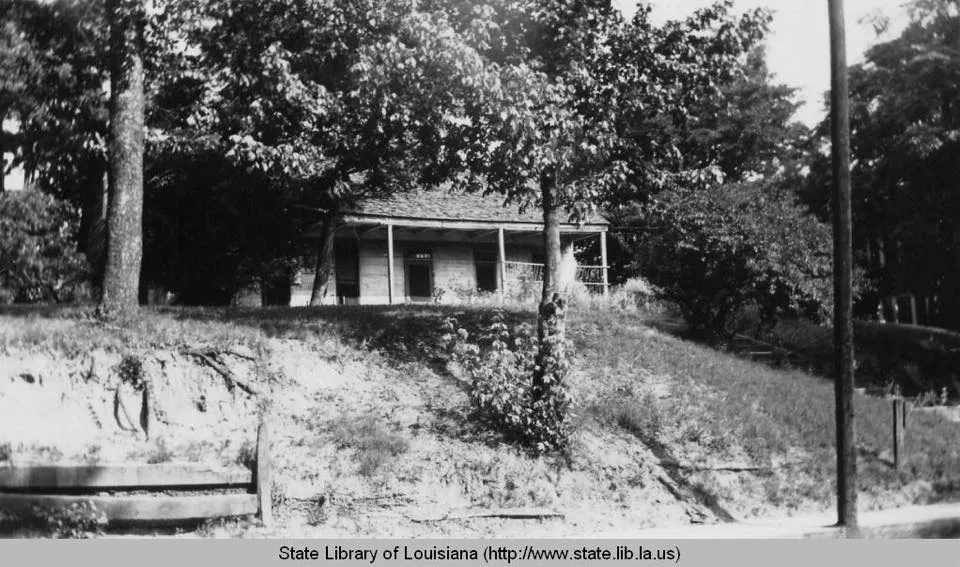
[440,312,574,454]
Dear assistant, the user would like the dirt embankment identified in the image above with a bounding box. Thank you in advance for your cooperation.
[0,345,267,466]
[0,326,734,537]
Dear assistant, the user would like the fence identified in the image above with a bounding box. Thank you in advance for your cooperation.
[0,421,272,527]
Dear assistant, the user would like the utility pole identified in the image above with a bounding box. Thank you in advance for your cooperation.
[828,0,858,530]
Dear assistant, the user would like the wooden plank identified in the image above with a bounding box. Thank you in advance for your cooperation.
[256,420,272,526]
[0,493,258,522]
[0,464,252,490]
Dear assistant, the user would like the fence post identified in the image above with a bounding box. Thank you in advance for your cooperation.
[256,419,272,526]
[892,396,905,472]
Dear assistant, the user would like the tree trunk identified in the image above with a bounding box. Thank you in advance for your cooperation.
[80,168,109,289]
[533,175,567,401]
[98,0,145,320]
[309,212,337,306]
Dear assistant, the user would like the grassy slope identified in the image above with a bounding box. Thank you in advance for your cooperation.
[197,303,960,513]
[572,309,960,511]
[738,311,960,400]
[1,303,958,536]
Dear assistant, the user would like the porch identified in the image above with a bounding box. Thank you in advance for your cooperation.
[293,214,610,306]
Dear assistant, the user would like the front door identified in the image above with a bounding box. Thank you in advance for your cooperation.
[405,249,433,301]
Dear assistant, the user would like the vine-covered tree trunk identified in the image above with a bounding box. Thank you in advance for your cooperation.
[533,175,568,401]
[98,0,145,320]
[309,212,337,306]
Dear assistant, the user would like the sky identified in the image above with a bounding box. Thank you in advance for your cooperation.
[614,0,911,127]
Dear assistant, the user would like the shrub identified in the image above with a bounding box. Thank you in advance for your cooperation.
[633,182,867,339]
[440,312,574,453]
[0,191,89,303]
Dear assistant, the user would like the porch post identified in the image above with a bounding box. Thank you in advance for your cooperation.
[497,227,506,299]
[387,223,395,305]
[600,230,609,296]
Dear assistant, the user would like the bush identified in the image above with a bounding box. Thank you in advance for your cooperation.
[0,191,89,303]
[440,312,574,453]
[634,182,866,339]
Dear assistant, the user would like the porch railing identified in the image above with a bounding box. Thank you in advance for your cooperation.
[502,261,607,288]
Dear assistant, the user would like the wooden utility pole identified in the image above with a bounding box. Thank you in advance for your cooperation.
[828,0,858,530]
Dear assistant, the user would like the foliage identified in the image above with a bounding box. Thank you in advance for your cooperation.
[443,0,773,216]
[0,191,89,303]
[800,0,960,326]
[440,312,573,453]
[2,0,109,207]
[636,181,841,339]
[679,45,811,183]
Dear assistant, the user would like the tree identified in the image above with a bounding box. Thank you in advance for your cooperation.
[98,0,146,319]
[801,0,960,327]
[0,2,38,195]
[448,0,771,410]
[146,0,505,305]
[2,1,110,278]
[679,45,810,183]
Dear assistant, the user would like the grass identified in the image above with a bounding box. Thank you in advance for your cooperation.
[328,414,410,477]
[0,305,266,356]
[736,309,960,401]
[573,308,960,507]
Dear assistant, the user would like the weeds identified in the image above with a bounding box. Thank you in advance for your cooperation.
[329,415,409,477]
[116,354,144,389]
[26,502,107,539]
[611,396,662,444]
[145,437,174,464]
[235,439,257,470]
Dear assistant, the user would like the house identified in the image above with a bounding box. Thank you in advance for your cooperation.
[289,189,610,306]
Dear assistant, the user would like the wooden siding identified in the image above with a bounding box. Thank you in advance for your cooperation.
[357,240,405,304]
[286,236,553,306]
[346,240,540,304]
[290,259,339,307]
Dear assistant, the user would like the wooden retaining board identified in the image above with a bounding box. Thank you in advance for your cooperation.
[0,464,252,490]
[0,493,258,522]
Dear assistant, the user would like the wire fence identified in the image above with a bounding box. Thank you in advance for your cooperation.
[502,261,607,289]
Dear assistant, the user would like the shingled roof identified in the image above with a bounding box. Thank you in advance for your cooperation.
[343,188,608,227]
